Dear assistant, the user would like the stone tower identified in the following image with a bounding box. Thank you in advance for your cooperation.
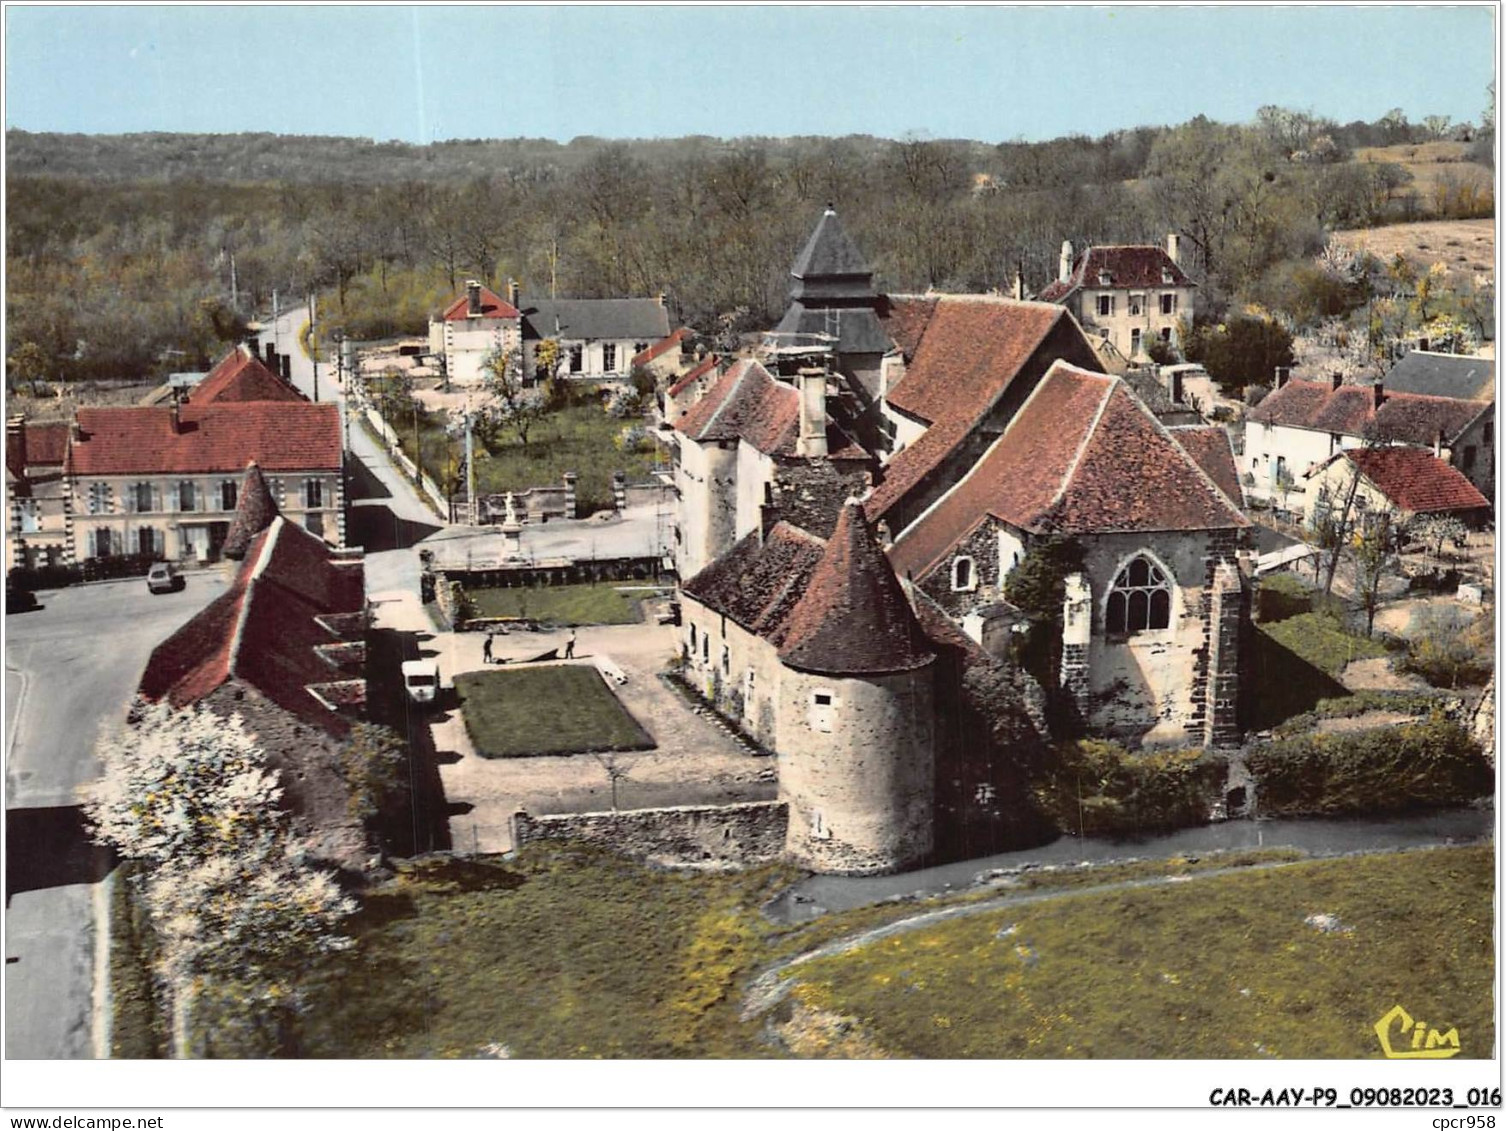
[774,501,936,875]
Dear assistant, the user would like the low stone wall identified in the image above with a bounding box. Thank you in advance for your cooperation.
[511,800,788,866]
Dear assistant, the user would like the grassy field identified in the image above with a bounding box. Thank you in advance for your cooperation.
[1351,142,1493,221]
[1249,610,1390,731]
[454,666,654,757]
[787,846,1494,1058]
[465,582,648,625]
[287,843,1492,1059]
[1333,217,1495,276]
[1261,612,1387,676]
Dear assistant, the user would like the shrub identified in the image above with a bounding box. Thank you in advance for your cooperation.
[1031,739,1226,837]
[1402,606,1494,688]
[1247,714,1491,816]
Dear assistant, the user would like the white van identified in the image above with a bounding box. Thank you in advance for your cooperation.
[401,659,440,705]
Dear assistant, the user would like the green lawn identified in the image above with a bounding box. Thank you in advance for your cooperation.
[383,398,661,516]
[1261,612,1388,676]
[284,843,1492,1059]
[787,846,1494,1059]
[1249,613,1390,731]
[466,583,649,626]
[453,666,654,757]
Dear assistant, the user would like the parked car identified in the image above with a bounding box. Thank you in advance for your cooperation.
[401,659,440,705]
[5,584,38,614]
[146,562,185,594]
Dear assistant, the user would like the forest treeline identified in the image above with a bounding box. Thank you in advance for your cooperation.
[5,102,1494,384]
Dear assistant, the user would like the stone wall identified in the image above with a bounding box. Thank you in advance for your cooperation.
[510,800,788,866]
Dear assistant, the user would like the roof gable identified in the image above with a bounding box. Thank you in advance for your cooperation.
[190,350,305,405]
[889,364,1248,580]
[1039,244,1195,303]
[673,359,799,456]
[441,285,521,322]
[778,502,934,676]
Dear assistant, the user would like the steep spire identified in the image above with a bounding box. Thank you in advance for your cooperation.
[222,461,279,560]
[777,501,934,676]
[790,206,873,285]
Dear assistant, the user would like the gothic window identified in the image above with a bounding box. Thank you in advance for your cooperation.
[1105,555,1172,635]
[951,555,976,592]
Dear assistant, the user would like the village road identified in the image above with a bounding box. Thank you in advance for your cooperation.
[4,571,228,1058]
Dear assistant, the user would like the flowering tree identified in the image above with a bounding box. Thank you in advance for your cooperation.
[81,701,355,1056]
[481,346,548,449]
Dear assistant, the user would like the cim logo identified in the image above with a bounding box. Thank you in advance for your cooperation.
[1374,1005,1461,1059]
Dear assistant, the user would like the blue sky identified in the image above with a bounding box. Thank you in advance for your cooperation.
[4,5,1496,143]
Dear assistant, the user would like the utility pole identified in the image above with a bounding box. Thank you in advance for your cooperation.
[272,290,280,356]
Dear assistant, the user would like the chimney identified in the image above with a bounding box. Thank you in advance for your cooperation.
[759,482,782,545]
[795,367,828,458]
[507,278,520,308]
[1330,372,1343,392]
[1274,366,1290,389]
[1371,379,1385,409]
[1012,260,1025,301]
[264,340,277,366]
[280,355,292,383]
[1059,240,1074,284]
[1434,428,1444,459]
[7,415,26,476]
[169,389,182,434]
[466,280,483,317]
[1167,232,1181,266]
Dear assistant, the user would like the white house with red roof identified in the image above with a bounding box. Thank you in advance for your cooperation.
[62,352,343,565]
[428,280,523,385]
[1037,236,1196,362]
[1303,446,1492,532]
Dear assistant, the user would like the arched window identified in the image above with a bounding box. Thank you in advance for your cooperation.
[1105,555,1173,634]
[951,555,976,592]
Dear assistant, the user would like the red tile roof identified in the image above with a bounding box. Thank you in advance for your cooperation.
[631,327,690,367]
[667,353,720,398]
[866,298,1088,520]
[1247,379,1488,445]
[440,285,521,322]
[778,501,934,676]
[1038,245,1195,303]
[889,364,1248,580]
[189,349,305,405]
[66,402,341,476]
[673,359,799,456]
[139,517,365,736]
[681,521,827,645]
[223,462,279,561]
[23,422,68,466]
[1169,424,1244,509]
[876,295,939,360]
[1340,447,1490,514]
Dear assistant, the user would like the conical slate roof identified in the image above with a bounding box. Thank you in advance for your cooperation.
[777,501,934,676]
[222,461,279,560]
[790,207,873,281]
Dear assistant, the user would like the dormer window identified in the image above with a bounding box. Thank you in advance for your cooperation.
[1162,268,1175,284]
[1098,270,1112,286]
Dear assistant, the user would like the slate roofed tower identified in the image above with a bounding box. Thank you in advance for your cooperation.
[770,206,894,368]
[774,500,937,875]
[222,461,278,561]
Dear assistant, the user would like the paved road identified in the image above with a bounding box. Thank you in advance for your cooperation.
[5,572,229,1058]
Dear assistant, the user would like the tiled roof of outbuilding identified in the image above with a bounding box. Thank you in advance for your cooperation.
[631,327,690,367]
[778,501,934,676]
[1247,379,1488,445]
[1337,447,1490,515]
[1038,245,1195,303]
[667,353,719,398]
[23,422,68,466]
[674,359,800,456]
[66,402,341,475]
[139,516,365,735]
[681,522,826,645]
[889,364,1248,581]
[189,349,305,404]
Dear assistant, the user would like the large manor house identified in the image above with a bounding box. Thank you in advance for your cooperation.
[671,209,1253,875]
